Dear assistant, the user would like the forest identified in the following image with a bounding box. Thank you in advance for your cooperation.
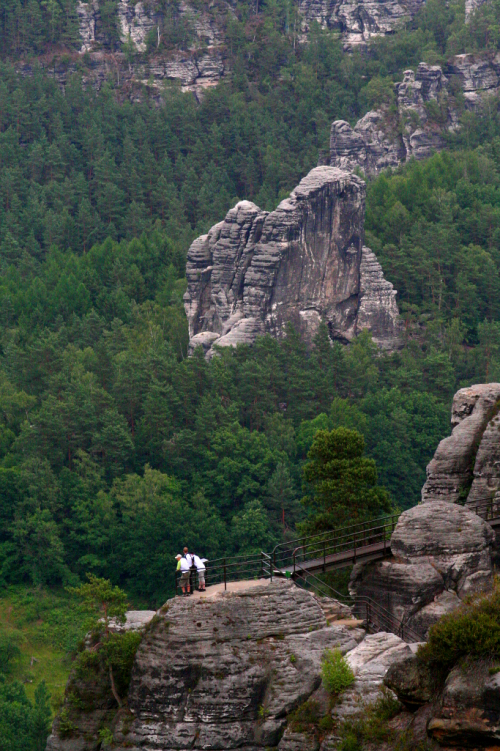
[2,0,500,744]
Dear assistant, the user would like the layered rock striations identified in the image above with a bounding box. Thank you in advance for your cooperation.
[351,500,495,639]
[352,383,500,640]
[297,0,425,48]
[184,166,401,356]
[422,383,500,505]
[330,57,500,176]
[47,579,414,751]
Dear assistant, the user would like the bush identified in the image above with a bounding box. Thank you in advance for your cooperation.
[321,649,355,695]
[418,581,500,675]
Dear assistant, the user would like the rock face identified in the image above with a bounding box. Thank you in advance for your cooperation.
[47,580,414,751]
[427,659,500,747]
[184,167,401,356]
[422,383,500,505]
[329,57,500,176]
[351,501,495,638]
[297,0,425,48]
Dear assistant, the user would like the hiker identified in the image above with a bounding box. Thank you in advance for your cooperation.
[176,554,191,596]
[192,553,207,591]
[183,546,196,594]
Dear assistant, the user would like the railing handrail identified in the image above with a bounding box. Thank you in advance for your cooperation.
[271,512,400,559]
[292,565,423,643]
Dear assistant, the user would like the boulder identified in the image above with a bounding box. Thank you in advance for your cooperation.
[184,167,401,357]
[350,560,445,632]
[384,653,434,708]
[428,659,500,747]
[391,501,494,594]
[333,632,413,719]
[406,590,461,638]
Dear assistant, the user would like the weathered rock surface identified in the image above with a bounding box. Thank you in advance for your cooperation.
[406,590,461,639]
[422,383,500,505]
[350,559,444,631]
[184,167,401,356]
[428,659,500,747]
[109,609,156,632]
[297,0,425,48]
[48,579,416,751]
[329,56,500,176]
[352,501,495,639]
[333,632,413,719]
[384,652,434,709]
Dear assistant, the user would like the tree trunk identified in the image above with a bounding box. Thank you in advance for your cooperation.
[109,666,122,708]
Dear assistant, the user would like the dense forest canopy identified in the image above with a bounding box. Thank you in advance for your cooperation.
[1,0,500,605]
[3,0,500,741]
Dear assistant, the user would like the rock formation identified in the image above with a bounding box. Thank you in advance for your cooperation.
[387,651,500,748]
[47,579,415,751]
[422,383,500,505]
[297,0,425,48]
[184,166,401,357]
[351,499,495,638]
[329,56,500,177]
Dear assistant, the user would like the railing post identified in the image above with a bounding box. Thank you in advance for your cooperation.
[224,558,227,591]
[323,541,326,573]
[175,569,178,597]
[260,552,263,579]
[302,539,306,563]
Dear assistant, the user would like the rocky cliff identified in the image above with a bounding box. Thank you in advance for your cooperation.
[184,166,401,356]
[329,56,500,176]
[351,383,500,642]
[422,382,500,505]
[47,579,415,751]
[297,0,425,48]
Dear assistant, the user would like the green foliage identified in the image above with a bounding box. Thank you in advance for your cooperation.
[0,677,52,751]
[287,698,333,737]
[67,574,128,634]
[321,648,355,695]
[337,689,403,751]
[301,428,392,533]
[418,580,500,675]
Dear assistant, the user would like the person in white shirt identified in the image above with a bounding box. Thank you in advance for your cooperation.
[192,554,206,591]
[175,554,191,595]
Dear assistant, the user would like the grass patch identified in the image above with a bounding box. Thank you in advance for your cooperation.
[0,586,92,706]
[338,689,404,751]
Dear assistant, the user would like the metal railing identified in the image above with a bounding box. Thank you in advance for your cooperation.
[270,513,400,574]
[466,493,500,522]
[293,565,423,643]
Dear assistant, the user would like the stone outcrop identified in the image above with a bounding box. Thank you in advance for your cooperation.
[422,383,500,505]
[329,56,500,177]
[297,0,425,48]
[388,652,500,748]
[427,659,500,747]
[184,166,401,356]
[351,501,495,638]
[47,579,415,751]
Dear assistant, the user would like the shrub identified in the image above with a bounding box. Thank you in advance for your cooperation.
[418,581,500,675]
[321,649,355,695]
